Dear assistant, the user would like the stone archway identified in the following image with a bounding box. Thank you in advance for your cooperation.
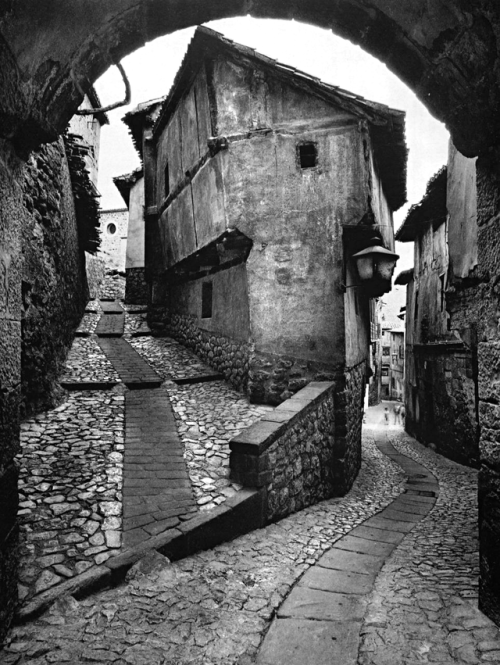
[0,0,499,156]
[2,0,500,636]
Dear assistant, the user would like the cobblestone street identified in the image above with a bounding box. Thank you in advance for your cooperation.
[3,284,500,663]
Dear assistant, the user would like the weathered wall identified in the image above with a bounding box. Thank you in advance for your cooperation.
[98,209,128,273]
[230,381,360,522]
[125,176,148,304]
[470,154,500,625]
[448,142,477,280]
[168,263,251,342]
[149,54,385,403]
[21,137,88,417]
[0,140,23,643]
[403,161,478,466]
[125,177,145,271]
[406,345,478,466]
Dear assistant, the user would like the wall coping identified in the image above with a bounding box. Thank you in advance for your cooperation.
[229,381,335,456]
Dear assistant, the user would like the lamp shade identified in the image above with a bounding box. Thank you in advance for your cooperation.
[352,243,399,296]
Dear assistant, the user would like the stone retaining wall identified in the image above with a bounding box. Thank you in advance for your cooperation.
[161,312,249,392]
[230,382,357,522]
[151,307,337,404]
[341,360,366,492]
[247,350,337,405]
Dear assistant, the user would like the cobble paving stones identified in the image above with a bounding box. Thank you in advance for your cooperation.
[16,392,124,606]
[357,430,500,665]
[166,380,272,509]
[123,312,147,336]
[75,313,99,335]
[126,336,272,507]
[98,274,126,301]
[60,338,120,384]
[128,336,215,379]
[3,432,405,664]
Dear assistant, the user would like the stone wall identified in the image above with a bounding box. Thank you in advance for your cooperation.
[159,311,250,392]
[472,153,500,625]
[152,305,339,404]
[85,253,106,300]
[341,360,366,491]
[0,139,24,642]
[405,344,479,467]
[229,382,357,522]
[247,350,337,405]
[125,267,148,305]
[21,137,88,417]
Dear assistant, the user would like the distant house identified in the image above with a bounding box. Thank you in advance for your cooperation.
[122,26,406,461]
[395,149,479,466]
[97,208,128,272]
[114,169,147,304]
[67,90,110,298]
[380,327,404,400]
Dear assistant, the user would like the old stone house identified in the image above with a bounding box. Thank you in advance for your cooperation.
[124,27,406,422]
[395,150,479,467]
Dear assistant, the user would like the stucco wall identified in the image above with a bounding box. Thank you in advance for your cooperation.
[98,209,128,272]
[448,142,477,280]
[169,263,251,342]
[125,177,145,270]
[149,55,383,403]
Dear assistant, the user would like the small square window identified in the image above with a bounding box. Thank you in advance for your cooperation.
[298,143,317,169]
[201,281,213,319]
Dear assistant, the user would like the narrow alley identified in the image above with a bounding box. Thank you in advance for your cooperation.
[1,278,499,664]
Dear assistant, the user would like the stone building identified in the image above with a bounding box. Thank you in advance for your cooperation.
[114,169,148,304]
[97,208,128,273]
[395,156,479,467]
[380,326,404,401]
[125,26,406,418]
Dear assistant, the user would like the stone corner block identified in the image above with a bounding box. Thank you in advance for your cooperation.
[229,419,285,455]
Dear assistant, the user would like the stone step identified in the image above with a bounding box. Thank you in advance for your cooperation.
[96,337,162,388]
[99,299,124,314]
[173,373,224,385]
[95,313,125,337]
[60,380,119,391]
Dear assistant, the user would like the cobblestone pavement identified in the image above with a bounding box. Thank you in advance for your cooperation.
[2,431,404,664]
[166,380,272,509]
[128,336,214,379]
[357,429,500,665]
[60,339,120,384]
[16,393,124,606]
[16,321,273,604]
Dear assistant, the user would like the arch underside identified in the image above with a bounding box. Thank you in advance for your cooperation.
[0,0,499,156]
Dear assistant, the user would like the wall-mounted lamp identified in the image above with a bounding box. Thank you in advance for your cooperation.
[352,237,399,297]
